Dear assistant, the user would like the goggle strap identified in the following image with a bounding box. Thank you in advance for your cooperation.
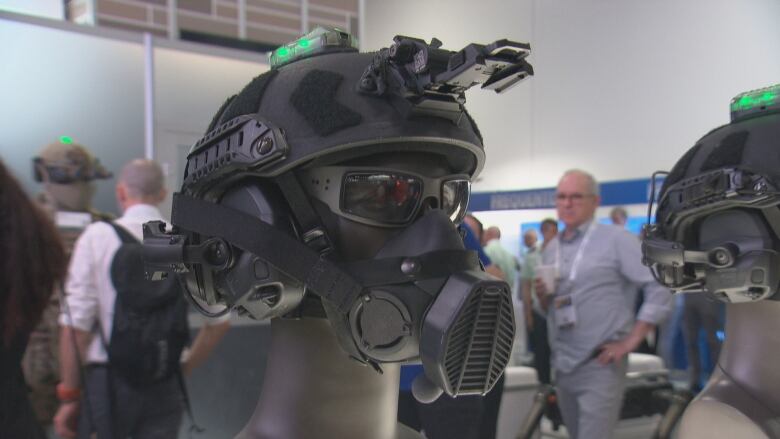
[171,192,358,313]
[275,171,333,254]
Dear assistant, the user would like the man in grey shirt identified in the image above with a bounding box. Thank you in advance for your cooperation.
[535,169,671,439]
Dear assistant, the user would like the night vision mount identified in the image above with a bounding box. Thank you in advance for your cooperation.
[358,35,533,121]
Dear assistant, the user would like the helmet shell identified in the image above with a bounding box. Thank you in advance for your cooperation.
[208,51,486,178]
[656,111,780,239]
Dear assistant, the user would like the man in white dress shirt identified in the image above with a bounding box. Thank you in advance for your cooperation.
[54,159,230,439]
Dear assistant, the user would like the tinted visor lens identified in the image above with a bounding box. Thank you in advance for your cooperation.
[342,173,422,224]
[442,179,470,223]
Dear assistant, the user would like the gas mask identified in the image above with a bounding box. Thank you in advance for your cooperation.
[144,27,532,397]
[642,83,780,303]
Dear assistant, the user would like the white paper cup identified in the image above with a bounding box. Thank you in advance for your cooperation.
[535,264,556,295]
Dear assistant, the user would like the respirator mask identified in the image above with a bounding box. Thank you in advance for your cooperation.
[145,162,513,397]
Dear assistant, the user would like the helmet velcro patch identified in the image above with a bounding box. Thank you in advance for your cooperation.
[219,70,279,125]
[290,69,362,136]
[701,131,749,172]
[207,95,237,133]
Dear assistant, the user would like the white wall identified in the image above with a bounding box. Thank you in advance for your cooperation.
[0,14,268,215]
[361,0,534,191]
[153,47,268,216]
[363,0,780,192]
[0,0,63,19]
[0,18,145,213]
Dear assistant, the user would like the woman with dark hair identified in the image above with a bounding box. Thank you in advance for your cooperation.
[0,159,67,438]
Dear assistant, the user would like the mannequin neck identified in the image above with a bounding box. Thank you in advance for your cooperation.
[44,183,93,212]
[718,301,780,409]
[238,317,410,439]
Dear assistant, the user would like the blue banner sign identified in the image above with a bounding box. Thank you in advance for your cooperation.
[470,177,665,211]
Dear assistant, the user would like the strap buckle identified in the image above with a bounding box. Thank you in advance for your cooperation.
[302,227,333,255]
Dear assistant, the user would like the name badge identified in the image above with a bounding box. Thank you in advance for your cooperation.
[554,295,577,329]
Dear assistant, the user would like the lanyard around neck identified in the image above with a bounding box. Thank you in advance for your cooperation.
[555,220,597,282]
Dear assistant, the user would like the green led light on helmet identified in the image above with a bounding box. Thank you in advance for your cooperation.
[269,26,359,69]
[59,136,74,144]
[730,83,780,122]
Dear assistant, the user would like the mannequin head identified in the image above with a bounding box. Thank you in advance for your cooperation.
[643,83,780,303]
[33,138,111,212]
[146,27,533,398]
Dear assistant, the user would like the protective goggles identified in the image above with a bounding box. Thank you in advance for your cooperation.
[300,166,470,227]
[33,157,112,184]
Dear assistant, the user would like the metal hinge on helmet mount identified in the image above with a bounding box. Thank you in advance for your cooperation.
[358,35,534,122]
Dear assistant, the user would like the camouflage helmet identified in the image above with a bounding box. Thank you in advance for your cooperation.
[33,137,112,184]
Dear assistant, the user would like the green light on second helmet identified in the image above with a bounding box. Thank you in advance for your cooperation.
[731,86,779,111]
[760,91,777,104]
[60,136,73,144]
[277,47,290,57]
[298,39,311,48]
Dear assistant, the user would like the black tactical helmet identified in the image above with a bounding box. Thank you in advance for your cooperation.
[179,27,532,198]
[144,29,531,396]
[643,84,780,302]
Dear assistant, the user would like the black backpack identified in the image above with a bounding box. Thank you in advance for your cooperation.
[106,222,189,387]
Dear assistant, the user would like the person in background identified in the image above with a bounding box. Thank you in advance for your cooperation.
[612,206,665,355]
[462,214,505,439]
[540,218,559,244]
[520,218,558,384]
[0,159,68,439]
[484,226,524,364]
[682,294,723,392]
[609,206,628,227]
[463,214,504,280]
[522,228,538,253]
[520,221,557,384]
[535,170,671,439]
[417,214,505,439]
[54,160,231,439]
[24,138,113,433]
[483,226,520,293]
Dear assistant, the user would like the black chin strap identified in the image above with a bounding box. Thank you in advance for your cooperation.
[171,192,361,314]
[171,192,480,306]
[274,172,333,255]
[171,189,482,368]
